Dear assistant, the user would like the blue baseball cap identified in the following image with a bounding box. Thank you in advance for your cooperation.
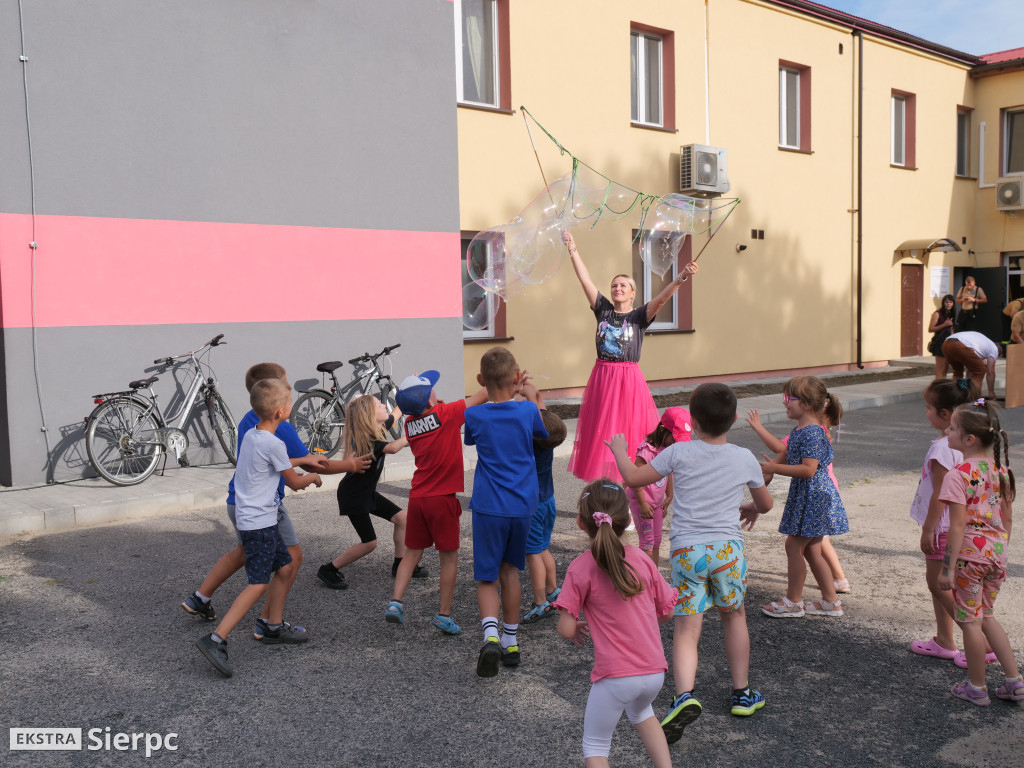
[395,370,440,416]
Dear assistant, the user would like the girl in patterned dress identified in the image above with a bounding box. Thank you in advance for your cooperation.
[937,400,1023,705]
[759,376,849,618]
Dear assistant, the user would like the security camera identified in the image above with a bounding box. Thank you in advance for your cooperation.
[736,244,747,252]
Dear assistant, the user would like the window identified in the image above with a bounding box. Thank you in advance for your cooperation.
[1006,108,1024,175]
[891,90,916,168]
[630,25,675,130]
[461,233,506,340]
[632,232,693,331]
[956,107,972,177]
[455,0,510,110]
[779,62,811,152]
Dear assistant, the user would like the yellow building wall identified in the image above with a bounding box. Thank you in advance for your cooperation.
[457,0,1005,393]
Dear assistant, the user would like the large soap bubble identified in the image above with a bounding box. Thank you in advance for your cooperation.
[462,280,493,331]
[518,217,569,284]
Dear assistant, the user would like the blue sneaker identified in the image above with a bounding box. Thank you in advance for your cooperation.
[430,614,461,635]
[385,600,405,625]
[731,687,765,716]
[661,691,702,744]
[181,591,216,621]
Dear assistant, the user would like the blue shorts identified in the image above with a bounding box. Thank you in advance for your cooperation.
[228,503,298,548]
[239,525,292,585]
[472,511,529,581]
[526,496,557,555]
[670,539,747,615]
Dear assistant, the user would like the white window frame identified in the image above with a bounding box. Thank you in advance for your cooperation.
[1005,108,1024,176]
[892,94,907,166]
[631,31,663,127]
[956,109,971,177]
[779,67,800,149]
[641,235,678,331]
[462,236,497,339]
[455,0,499,108]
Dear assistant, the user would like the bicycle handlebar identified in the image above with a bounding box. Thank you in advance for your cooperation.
[347,343,401,366]
[154,334,227,365]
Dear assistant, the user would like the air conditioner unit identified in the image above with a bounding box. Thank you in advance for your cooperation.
[679,144,730,196]
[996,177,1024,212]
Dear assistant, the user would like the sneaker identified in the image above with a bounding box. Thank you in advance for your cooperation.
[257,620,310,644]
[994,677,1024,702]
[951,680,991,706]
[181,591,216,621]
[317,563,348,590]
[522,601,556,624]
[195,633,232,677]
[660,692,702,744]
[731,687,766,716]
[430,614,461,635]
[476,638,501,678]
[384,600,405,625]
[501,644,521,667]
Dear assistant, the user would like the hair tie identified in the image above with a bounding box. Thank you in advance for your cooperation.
[592,512,613,527]
[974,398,986,406]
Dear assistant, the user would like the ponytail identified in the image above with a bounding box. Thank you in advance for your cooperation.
[578,480,642,599]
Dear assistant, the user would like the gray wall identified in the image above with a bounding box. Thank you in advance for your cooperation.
[0,1,463,486]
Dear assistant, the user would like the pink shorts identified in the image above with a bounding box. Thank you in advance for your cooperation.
[952,560,1006,623]
[406,494,462,552]
[925,531,949,562]
[627,500,664,552]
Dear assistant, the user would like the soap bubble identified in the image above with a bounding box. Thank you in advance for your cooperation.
[518,217,569,284]
[462,281,493,330]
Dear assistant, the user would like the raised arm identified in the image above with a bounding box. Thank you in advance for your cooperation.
[605,434,664,488]
[563,231,599,309]
[646,261,699,323]
[745,409,785,454]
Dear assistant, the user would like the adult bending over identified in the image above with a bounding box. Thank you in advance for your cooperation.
[940,331,999,400]
[562,230,698,481]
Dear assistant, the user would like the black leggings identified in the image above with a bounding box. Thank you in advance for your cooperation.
[344,492,401,544]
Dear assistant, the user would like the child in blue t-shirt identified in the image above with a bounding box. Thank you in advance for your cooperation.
[181,362,371,641]
[464,348,547,677]
[520,383,568,624]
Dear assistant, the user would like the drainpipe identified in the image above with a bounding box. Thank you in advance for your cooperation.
[854,30,864,368]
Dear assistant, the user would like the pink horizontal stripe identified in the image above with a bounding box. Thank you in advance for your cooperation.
[0,214,460,328]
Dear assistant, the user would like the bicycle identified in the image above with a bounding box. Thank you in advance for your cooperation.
[84,334,238,486]
[289,344,403,457]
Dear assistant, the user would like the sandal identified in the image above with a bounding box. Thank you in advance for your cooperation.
[761,598,804,618]
[951,680,991,706]
[384,600,405,625]
[910,637,958,659]
[522,601,556,624]
[833,578,851,594]
[994,677,1024,702]
[953,650,999,669]
[805,599,843,617]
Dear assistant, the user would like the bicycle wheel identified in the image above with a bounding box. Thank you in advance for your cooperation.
[206,390,238,465]
[85,397,164,486]
[290,390,345,456]
[379,388,404,441]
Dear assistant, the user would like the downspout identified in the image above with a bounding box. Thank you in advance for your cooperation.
[854,30,864,368]
[703,0,711,144]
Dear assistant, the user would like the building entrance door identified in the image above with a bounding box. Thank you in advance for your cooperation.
[900,264,923,356]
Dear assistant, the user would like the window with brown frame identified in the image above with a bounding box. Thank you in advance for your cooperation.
[630,24,675,130]
[455,0,511,111]
[779,61,811,152]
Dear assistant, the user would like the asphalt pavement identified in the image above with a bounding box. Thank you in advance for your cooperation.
[2,377,1023,767]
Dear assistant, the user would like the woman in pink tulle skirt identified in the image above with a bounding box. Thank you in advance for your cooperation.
[562,231,699,481]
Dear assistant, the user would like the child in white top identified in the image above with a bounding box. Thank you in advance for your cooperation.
[195,379,322,678]
[554,480,676,768]
[908,378,974,661]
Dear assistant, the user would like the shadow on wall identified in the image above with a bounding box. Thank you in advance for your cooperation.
[45,365,236,484]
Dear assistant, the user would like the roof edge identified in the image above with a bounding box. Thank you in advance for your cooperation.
[762,0,981,66]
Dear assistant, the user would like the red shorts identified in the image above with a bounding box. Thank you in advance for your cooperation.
[406,494,462,551]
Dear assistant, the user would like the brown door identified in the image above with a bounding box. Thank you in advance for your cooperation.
[900,264,924,356]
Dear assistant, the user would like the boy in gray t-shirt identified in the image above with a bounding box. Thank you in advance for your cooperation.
[609,383,773,744]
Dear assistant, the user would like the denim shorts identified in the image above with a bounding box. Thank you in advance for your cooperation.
[229,503,298,548]
[239,525,292,585]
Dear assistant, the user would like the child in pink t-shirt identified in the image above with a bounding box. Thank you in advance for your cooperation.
[625,408,691,567]
[555,480,676,768]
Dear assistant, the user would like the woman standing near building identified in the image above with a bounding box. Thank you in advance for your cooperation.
[561,231,698,481]
[928,294,956,378]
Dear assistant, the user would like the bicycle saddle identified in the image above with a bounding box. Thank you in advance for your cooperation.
[316,361,344,373]
[129,376,159,389]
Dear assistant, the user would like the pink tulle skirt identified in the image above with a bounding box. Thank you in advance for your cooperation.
[569,360,659,482]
